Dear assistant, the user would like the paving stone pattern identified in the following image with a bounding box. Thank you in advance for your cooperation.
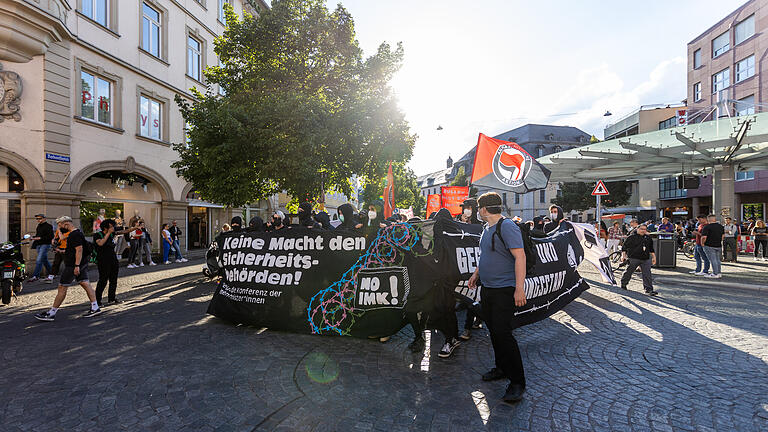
[0,257,767,431]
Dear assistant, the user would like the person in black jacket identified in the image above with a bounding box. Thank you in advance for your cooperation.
[335,203,361,233]
[297,202,321,229]
[29,214,54,282]
[169,220,187,262]
[543,205,566,234]
[620,224,658,296]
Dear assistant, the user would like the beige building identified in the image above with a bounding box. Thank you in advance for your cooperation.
[0,0,267,253]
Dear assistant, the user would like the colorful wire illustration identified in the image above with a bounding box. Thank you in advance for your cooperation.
[307,221,434,335]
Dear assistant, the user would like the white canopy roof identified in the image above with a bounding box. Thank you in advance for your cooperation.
[539,113,768,182]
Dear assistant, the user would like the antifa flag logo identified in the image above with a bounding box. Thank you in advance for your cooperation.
[493,145,532,187]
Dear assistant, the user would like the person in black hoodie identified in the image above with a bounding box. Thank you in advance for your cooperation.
[362,201,385,245]
[247,216,266,232]
[532,217,546,236]
[543,205,566,233]
[230,216,243,232]
[455,199,483,340]
[335,203,361,233]
[314,211,332,230]
[298,202,321,229]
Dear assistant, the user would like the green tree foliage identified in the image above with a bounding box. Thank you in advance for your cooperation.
[449,166,478,196]
[173,0,416,207]
[552,181,631,212]
[360,164,425,217]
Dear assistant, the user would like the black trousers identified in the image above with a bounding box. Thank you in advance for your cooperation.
[51,252,64,276]
[481,286,526,386]
[95,256,119,303]
[621,258,653,292]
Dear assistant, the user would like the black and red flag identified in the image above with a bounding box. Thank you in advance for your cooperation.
[470,133,551,193]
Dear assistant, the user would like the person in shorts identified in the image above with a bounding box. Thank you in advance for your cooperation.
[34,216,102,321]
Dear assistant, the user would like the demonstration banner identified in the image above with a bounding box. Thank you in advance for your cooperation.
[425,194,441,218]
[206,214,605,337]
[440,186,470,216]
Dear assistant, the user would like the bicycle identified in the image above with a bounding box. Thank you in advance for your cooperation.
[680,240,695,259]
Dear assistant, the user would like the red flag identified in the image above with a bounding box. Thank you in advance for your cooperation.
[470,133,551,193]
[426,194,441,218]
[383,162,395,218]
[440,186,469,216]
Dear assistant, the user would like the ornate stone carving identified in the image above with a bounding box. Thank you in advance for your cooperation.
[0,63,22,122]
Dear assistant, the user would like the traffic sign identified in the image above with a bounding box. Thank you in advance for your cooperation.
[591,180,610,196]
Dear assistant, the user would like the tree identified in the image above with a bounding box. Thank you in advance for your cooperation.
[449,166,478,197]
[360,164,426,217]
[552,181,631,212]
[173,0,416,207]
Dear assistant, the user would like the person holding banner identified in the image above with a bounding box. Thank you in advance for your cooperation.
[620,224,658,296]
[456,198,482,340]
[468,192,527,404]
[543,205,566,233]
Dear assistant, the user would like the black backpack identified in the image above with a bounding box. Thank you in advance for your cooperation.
[491,217,536,276]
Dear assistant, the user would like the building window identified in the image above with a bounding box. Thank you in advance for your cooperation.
[514,193,520,205]
[735,94,755,116]
[712,31,729,58]
[658,116,676,130]
[735,14,755,45]
[141,3,162,58]
[218,0,229,23]
[81,0,108,26]
[659,176,687,199]
[537,146,544,157]
[80,71,112,125]
[187,36,202,81]
[736,171,755,181]
[553,145,562,153]
[539,190,545,203]
[139,95,162,140]
[693,48,702,68]
[735,55,755,83]
[712,68,729,94]
[693,82,701,102]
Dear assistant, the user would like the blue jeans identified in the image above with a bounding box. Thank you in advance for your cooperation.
[162,241,171,263]
[32,244,52,277]
[694,244,710,273]
[172,239,183,259]
[702,246,722,275]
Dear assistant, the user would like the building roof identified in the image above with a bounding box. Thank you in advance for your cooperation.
[539,113,768,182]
[492,124,592,145]
[417,167,453,188]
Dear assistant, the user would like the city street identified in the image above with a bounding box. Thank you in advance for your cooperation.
[0,257,766,431]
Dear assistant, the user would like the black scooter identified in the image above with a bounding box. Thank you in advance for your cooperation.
[1,234,30,305]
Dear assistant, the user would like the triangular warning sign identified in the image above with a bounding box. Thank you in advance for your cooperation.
[591,180,610,196]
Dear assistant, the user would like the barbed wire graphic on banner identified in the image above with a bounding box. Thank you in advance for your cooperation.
[307,221,434,335]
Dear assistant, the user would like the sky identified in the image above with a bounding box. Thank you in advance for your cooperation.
[312,0,742,176]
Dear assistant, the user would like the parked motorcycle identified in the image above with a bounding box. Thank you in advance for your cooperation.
[1,234,31,305]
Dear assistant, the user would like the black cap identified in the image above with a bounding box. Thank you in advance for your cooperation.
[34,214,45,218]
[477,193,502,208]
[231,216,243,226]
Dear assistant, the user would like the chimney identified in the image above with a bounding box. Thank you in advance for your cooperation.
[446,155,453,168]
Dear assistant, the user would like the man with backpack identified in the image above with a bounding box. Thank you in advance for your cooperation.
[468,192,528,404]
[34,216,102,321]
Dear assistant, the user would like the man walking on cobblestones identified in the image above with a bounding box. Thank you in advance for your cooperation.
[621,224,658,296]
[34,216,102,321]
[468,192,527,404]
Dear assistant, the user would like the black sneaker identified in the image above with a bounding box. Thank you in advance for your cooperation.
[437,338,460,358]
[471,319,482,329]
[502,384,525,403]
[482,367,506,382]
[645,290,659,296]
[407,338,425,353]
[83,308,103,318]
[620,285,628,290]
[107,299,123,305]
[34,311,55,322]
[459,329,471,341]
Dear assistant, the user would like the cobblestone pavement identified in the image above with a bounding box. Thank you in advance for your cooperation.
[1,255,767,431]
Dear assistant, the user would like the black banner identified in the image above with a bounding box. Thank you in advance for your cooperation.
[207,216,590,336]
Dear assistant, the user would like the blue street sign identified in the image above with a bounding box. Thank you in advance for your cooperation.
[45,153,70,163]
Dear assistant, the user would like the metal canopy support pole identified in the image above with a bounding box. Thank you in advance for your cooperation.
[596,195,601,223]
[712,164,735,218]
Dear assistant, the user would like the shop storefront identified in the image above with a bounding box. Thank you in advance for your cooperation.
[185,191,235,250]
[0,164,23,243]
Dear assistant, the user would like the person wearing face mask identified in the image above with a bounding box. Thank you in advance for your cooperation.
[247,216,266,233]
[543,205,565,233]
[297,202,322,229]
[230,216,243,232]
[454,198,483,339]
[314,211,332,230]
[335,203,362,232]
[267,211,287,231]
[362,202,385,245]
[531,217,546,236]
[467,192,527,403]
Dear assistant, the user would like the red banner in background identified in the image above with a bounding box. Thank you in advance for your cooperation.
[426,194,441,218]
[440,186,469,216]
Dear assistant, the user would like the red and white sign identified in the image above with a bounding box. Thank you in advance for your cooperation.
[591,180,610,196]
[676,109,688,126]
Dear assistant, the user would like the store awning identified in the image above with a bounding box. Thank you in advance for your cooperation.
[539,113,768,182]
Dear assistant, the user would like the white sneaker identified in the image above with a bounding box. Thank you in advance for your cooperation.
[756,257,761,261]
[709,274,722,278]
[149,261,157,266]
[127,264,137,269]
[688,270,697,274]
[180,258,188,262]
[694,271,705,275]
[46,275,54,281]
[139,262,145,267]
[164,261,171,265]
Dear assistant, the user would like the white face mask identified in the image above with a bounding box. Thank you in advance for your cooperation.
[368,211,377,220]
[550,212,558,220]
[463,208,472,217]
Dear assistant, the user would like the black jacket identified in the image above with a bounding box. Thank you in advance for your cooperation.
[169,225,182,240]
[622,233,654,260]
[33,222,54,248]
